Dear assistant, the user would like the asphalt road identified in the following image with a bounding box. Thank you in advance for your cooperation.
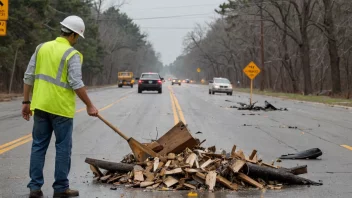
[0,83,352,198]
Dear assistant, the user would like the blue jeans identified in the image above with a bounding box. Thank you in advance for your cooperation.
[27,109,73,193]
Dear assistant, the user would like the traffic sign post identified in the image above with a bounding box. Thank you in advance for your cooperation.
[0,0,8,36]
[197,68,201,83]
[243,61,261,105]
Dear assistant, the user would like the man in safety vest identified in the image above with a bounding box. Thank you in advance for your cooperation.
[22,15,98,198]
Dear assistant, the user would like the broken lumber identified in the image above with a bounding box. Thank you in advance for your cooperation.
[184,183,196,189]
[146,141,164,152]
[165,168,183,175]
[85,158,134,172]
[185,153,197,167]
[230,160,246,173]
[164,176,178,187]
[153,157,159,172]
[216,175,238,191]
[140,181,154,187]
[230,145,237,158]
[133,166,144,182]
[156,121,198,155]
[237,173,264,189]
[236,150,246,160]
[200,159,214,169]
[90,165,103,177]
[206,171,217,191]
[249,150,257,160]
[279,165,308,175]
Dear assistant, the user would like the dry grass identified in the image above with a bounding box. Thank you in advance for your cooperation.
[234,88,352,107]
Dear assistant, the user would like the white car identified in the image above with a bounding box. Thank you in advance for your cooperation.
[209,78,233,95]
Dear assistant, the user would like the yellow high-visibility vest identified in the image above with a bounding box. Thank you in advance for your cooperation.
[30,37,83,118]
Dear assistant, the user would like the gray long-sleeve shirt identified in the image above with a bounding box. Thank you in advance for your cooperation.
[23,46,85,90]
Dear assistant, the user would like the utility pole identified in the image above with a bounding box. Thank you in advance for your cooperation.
[259,0,265,91]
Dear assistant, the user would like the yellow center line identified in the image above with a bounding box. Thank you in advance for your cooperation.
[0,133,32,150]
[0,91,132,155]
[0,137,33,155]
[169,88,180,125]
[168,86,186,124]
[341,145,352,151]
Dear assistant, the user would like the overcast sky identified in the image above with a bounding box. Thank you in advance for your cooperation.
[115,0,226,65]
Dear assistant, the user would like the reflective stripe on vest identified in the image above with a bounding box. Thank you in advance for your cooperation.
[34,44,75,89]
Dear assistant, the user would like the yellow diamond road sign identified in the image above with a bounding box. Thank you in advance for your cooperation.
[243,61,261,80]
[0,0,8,21]
[197,68,201,73]
[0,21,6,36]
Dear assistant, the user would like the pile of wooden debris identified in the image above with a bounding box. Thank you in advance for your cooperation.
[230,101,288,111]
[85,144,322,191]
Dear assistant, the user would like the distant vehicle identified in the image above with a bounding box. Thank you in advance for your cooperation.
[118,71,134,88]
[136,73,164,94]
[185,79,190,83]
[209,77,233,95]
[172,78,181,86]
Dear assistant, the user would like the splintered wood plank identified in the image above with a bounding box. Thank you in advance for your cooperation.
[185,153,197,167]
[196,172,206,180]
[216,175,238,191]
[140,181,154,188]
[230,145,237,158]
[165,160,172,167]
[143,172,155,182]
[165,168,183,175]
[153,157,159,172]
[164,176,178,187]
[237,173,264,189]
[157,162,165,170]
[249,150,257,160]
[100,174,112,182]
[185,168,200,173]
[205,171,217,191]
[252,154,258,163]
[146,141,164,152]
[156,122,198,155]
[236,150,246,160]
[195,159,200,168]
[134,171,144,182]
[231,160,246,173]
[200,159,214,169]
[90,165,103,177]
[184,183,197,189]
[107,175,124,183]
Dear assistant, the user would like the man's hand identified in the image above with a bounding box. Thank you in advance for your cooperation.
[22,104,32,121]
[87,105,98,116]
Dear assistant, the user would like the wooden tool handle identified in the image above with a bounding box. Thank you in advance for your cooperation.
[97,114,129,141]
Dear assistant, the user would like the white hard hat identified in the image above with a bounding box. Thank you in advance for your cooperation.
[60,15,85,39]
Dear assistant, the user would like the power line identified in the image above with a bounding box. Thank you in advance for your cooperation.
[124,4,221,11]
[133,13,215,20]
[141,27,194,30]
[95,13,216,21]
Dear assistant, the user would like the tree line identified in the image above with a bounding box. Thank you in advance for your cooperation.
[0,0,163,93]
[167,0,352,97]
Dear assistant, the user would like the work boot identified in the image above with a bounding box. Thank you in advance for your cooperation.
[53,189,79,198]
[29,190,43,198]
